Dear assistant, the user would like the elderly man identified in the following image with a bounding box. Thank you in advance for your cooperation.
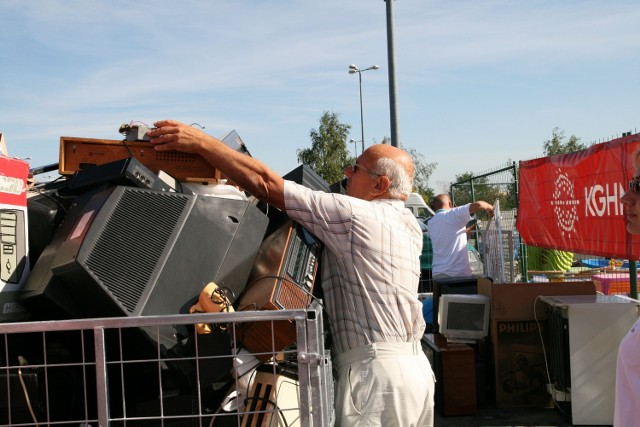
[148,120,434,427]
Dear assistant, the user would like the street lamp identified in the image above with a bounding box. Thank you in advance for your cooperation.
[349,139,359,158]
[348,64,380,153]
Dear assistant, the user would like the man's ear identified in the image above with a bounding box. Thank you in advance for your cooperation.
[375,175,392,195]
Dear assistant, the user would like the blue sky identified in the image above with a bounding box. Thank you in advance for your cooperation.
[2,0,639,192]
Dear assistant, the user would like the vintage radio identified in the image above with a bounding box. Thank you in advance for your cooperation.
[236,219,322,360]
[59,136,222,182]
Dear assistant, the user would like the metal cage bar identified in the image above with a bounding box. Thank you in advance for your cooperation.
[0,303,333,426]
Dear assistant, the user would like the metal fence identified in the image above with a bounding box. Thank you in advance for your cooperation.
[0,303,334,426]
[449,162,523,284]
[447,160,638,297]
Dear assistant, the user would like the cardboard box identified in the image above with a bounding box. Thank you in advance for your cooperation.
[477,278,596,321]
[477,279,596,408]
[0,156,30,321]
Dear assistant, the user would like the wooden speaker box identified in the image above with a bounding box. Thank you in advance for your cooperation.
[236,220,321,361]
[59,136,222,182]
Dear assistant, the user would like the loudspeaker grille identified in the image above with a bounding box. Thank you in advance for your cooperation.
[84,189,190,313]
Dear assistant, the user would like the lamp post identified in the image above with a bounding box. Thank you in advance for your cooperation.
[385,0,400,147]
[349,139,358,158]
[348,64,380,153]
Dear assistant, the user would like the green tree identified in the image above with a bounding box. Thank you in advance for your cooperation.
[505,160,519,210]
[543,127,586,156]
[297,111,352,184]
[451,171,512,216]
[451,172,482,207]
[406,147,437,200]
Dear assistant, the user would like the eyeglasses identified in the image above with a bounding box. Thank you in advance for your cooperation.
[351,162,381,177]
[629,178,640,193]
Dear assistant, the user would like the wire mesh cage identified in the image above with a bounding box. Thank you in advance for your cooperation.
[0,303,334,427]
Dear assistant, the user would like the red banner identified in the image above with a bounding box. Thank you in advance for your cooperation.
[517,134,640,260]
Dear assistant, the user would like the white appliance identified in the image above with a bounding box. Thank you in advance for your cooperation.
[540,294,640,426]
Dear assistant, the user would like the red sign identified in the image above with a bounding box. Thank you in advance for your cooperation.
[0,155,29,206]
[0,155,30,302]
[517,135,640,260]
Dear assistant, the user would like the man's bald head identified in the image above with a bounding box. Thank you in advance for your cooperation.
[431,194,451,211]
[364,144,414,179]
[361,144,415,200]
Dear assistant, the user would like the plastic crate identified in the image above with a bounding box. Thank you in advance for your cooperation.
[593,273,640,295]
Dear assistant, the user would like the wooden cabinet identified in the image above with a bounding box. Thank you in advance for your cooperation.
[422,334,477,416]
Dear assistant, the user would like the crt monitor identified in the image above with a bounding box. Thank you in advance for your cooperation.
[432,275,481,333]
[21,185,269,350]
[437,293,490,343]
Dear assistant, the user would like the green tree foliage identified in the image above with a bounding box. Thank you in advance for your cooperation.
[405,147,437,200]
[297,113,436,196]
[543,127,586,156]
[451,169,517,214]
[297,111,352,184]
[505,161,519,210]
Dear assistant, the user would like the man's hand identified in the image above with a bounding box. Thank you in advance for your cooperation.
[469,200,494,216]
[147,120,216,155]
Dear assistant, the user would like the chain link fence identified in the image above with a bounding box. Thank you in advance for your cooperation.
[449,162,523,284]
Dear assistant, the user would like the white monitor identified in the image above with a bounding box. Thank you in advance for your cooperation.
[438,293,490,343]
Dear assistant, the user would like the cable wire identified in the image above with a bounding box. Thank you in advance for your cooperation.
[17,356,39,426]
[534,296,570,417]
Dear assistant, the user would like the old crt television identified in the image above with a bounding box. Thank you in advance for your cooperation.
[22,185,268,348]
[438,294,490,343]
[432,275,480,333]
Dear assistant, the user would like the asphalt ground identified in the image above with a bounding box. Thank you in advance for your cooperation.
[434,404,610,427]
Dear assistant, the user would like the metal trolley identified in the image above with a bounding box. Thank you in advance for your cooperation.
[0,302,334,426]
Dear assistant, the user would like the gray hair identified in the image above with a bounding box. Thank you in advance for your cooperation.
[373,157,413,199]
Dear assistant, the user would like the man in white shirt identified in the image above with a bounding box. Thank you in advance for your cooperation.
[429,194,493,279]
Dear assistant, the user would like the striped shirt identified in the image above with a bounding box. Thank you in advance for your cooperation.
[284,181,426,355]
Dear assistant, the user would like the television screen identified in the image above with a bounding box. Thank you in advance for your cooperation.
[438,293,490,343]
[432,276,480,333]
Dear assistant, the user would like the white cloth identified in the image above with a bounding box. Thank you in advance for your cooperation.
[614,317,640,427]
[429,205,473,277]
[334,341,435,427]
